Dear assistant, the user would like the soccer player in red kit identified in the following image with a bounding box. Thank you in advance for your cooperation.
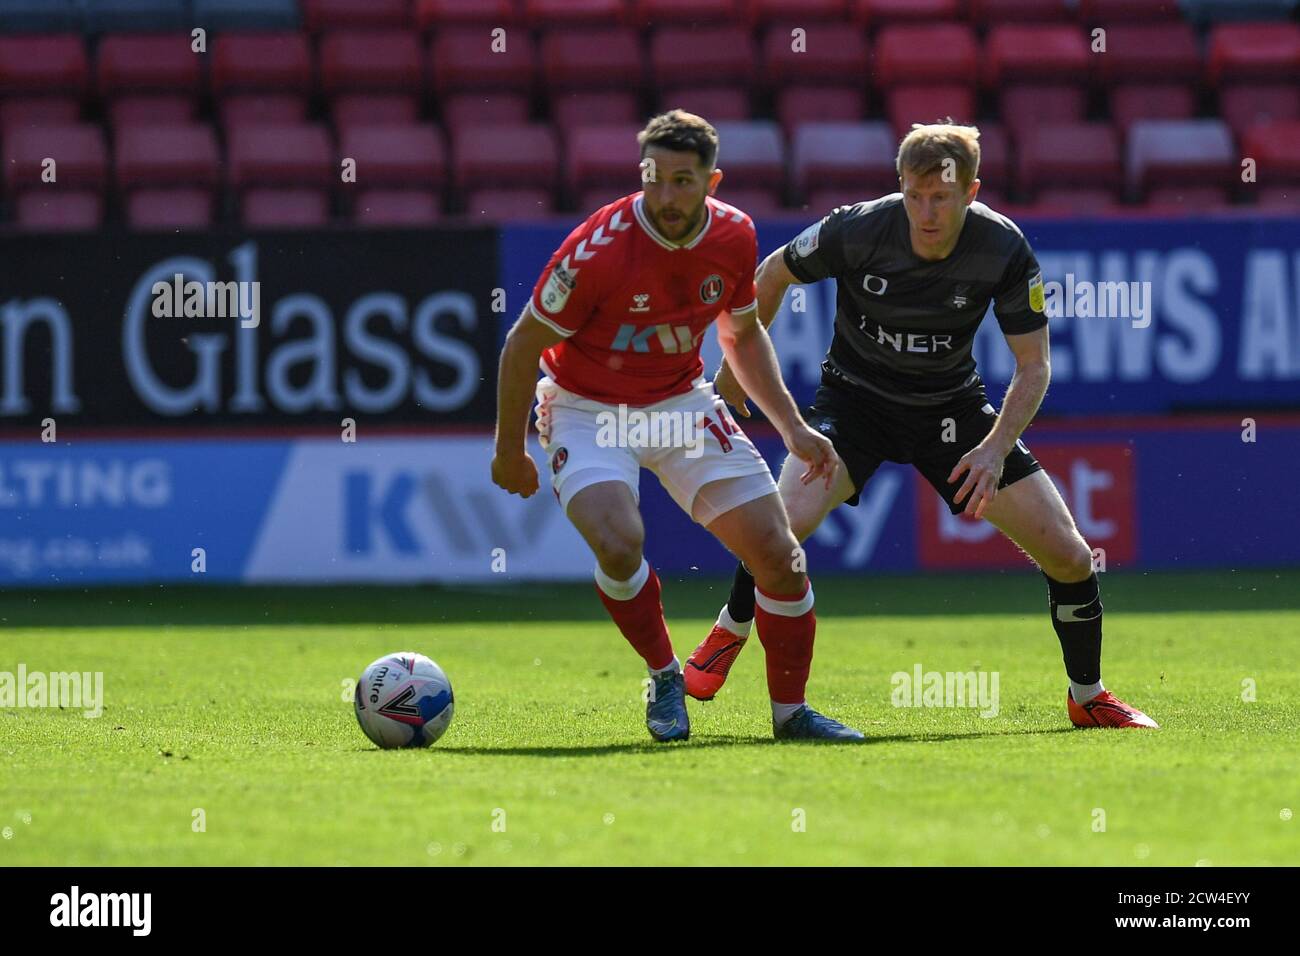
[491,111,863,743]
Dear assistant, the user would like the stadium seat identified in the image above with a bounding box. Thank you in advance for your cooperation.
[241,189,331,228]
[972,187,1005,209]
[108,95,196,129]
[96,34,201,99]
[802,189,875,212]
[227,124,335,190]
[465,188,556,221]
[579,187,640,212]
[1143,185,1231,211]
[0,96,80,135]
[441,93,530,139]
[320,31,423,97]
[116,124,220,193]
[1221,86,1300,140]
[125,188,214,229]
[999,86,1088,144]
[302,0,410,29]
[1208,23,1300,85]
[1109,85,1197,133]
[2,123,106,191]
[660,88,750,122]
[415,0,519,29]
[565,125,641,193]
[191,0,301,31]
[338,124,446,190]
[851,0,961,24]
[1034,188,1122,213]
[1127,120,1236,196]
[775,87,866,138]
[15,191,103,230]
[429,28,537,94]
[211,33,312,98]
[1183,0,1299,26]
[976,122,1010,188]
[886,86,977,138]
[710,121,785,189]
[746,0,847,23]
[540,28,643,91]
[524,0,630,25]
[333,95,420,132]
[0,34,88,97]
[631,0,738,25]
[650,27,756,91]
[712,187,786,217]
[874,24,978,87]
[969,0,1071,21]
[1018,123,1123,197]
[452,123,559,191]
[1096,24,1201,85]
[761,23,869,87]
[354,189,442,226]
[1079,0,1180,20]
[984,25,1091,86]
[791,121,897,197]
[79,0,189,32]
[0,0,80,32]
[220,94,308,133]
[1256,185,1300,210]
[551,91,639,131]
[1242,120,1300,184]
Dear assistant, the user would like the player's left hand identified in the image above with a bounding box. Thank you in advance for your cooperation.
[784,424,839,489]
[948,441,1006,519]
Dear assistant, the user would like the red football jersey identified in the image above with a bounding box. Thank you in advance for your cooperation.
[529,191,758,405]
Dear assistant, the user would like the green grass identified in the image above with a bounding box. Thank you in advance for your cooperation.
[1,570,1298,866]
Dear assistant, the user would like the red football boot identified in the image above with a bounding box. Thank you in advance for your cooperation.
[684,614,750,701]
[1068,688,1159,728]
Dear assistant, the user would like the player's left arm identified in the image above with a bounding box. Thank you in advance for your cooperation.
[716,306,838,488]
[948,325,1050,518]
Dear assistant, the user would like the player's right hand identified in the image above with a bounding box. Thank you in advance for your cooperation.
[491,450,540,497]
[713,360,752,417]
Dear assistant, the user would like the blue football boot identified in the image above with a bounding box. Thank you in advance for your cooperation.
[774,704,865,742]
[646,668,690,742]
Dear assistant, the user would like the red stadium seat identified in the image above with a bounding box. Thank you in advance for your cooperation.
[874,24,978,87]
[1127,120,1235,195]
[415,0,519,29]
[791,121,897,196]
[96,34,200,99]
[999,86,1087,144]
[354,189,442,226]
[712,187,786,217]
[339,124,446,189]
[126,189,215,230]
[650,27,755,90]
[303,0,410,30]
[1079,0,1180,21]
[333,94,420,131]
[1143,185,1231,212]
[976,122,1010,188]
[551,91,639,131]
[211,33,312,97]
[886,86,976,138]
[320,31,423,96]
[802,189,875,212]
[1208,23,1300,86]
[1034,188,1122,212]
[1018,122,1122,196]
[1109,85,1196,133]
[775,87,866,138]
[115,124,220,192]
[660,87,750,121]
[526,0,631,25]
[108,95,196,129]
[540,28,642,92]
[465,188,556,221]
[241,189,331,228]
[220,94,308,133]
[15,192,103,231]
[970,0,1071,21]
[1256,186,1300,211]
[441,93,530,136]
[580,187,642,213]
[1221,86,1300,141]
[566,125,641,193]
[851,0,961,25]
[430,28,537,94]
[631,0,738,25]
[0,96,80,135]
[452,123,559,191]
[984,25,1091,86]
[761,23,869,87]
[746,0,847,23]
[1096,24,1200,85]
[972,187,1005,209]
[227,124,335,190]
[711,121,785,189]
[3,123,106,191]
[1242,120,1300,185]
[0,35,88,97]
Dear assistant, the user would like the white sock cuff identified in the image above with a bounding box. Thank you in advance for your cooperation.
[717,603,751,637]
[755,581,814,617]
[594,558,650,601]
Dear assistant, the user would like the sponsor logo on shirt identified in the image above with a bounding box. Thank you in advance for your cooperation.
[539,257,577,314]
[792,221,821,258]
[1028,271,1045,313]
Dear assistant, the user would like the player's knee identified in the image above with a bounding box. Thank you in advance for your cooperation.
[1045,537,1094,582]
[589,525,644,579]
[745,526,805,594]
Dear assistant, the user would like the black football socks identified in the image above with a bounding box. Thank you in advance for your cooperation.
[1045,571,1105,700]
[727,561,757,624]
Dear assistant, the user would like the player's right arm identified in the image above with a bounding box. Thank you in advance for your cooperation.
[491,305,566,498]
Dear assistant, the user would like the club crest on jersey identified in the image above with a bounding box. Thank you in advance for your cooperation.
[948,284,971,309]
[699,274,724,304]
[552,447,568,473]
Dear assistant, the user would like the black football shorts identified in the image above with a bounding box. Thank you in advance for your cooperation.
[804,373,1042,515]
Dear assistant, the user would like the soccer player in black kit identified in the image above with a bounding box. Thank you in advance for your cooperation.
[684,123,1157,730]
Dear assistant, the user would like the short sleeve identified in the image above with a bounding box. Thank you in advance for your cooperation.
[727,226,759,315]
[782,205,852,283]
[528,217,605,337]
[993,235,1049,335]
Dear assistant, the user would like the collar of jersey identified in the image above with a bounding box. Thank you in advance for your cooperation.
[633,194,712,250]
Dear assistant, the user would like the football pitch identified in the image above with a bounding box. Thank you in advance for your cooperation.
[2,569,1297,867]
